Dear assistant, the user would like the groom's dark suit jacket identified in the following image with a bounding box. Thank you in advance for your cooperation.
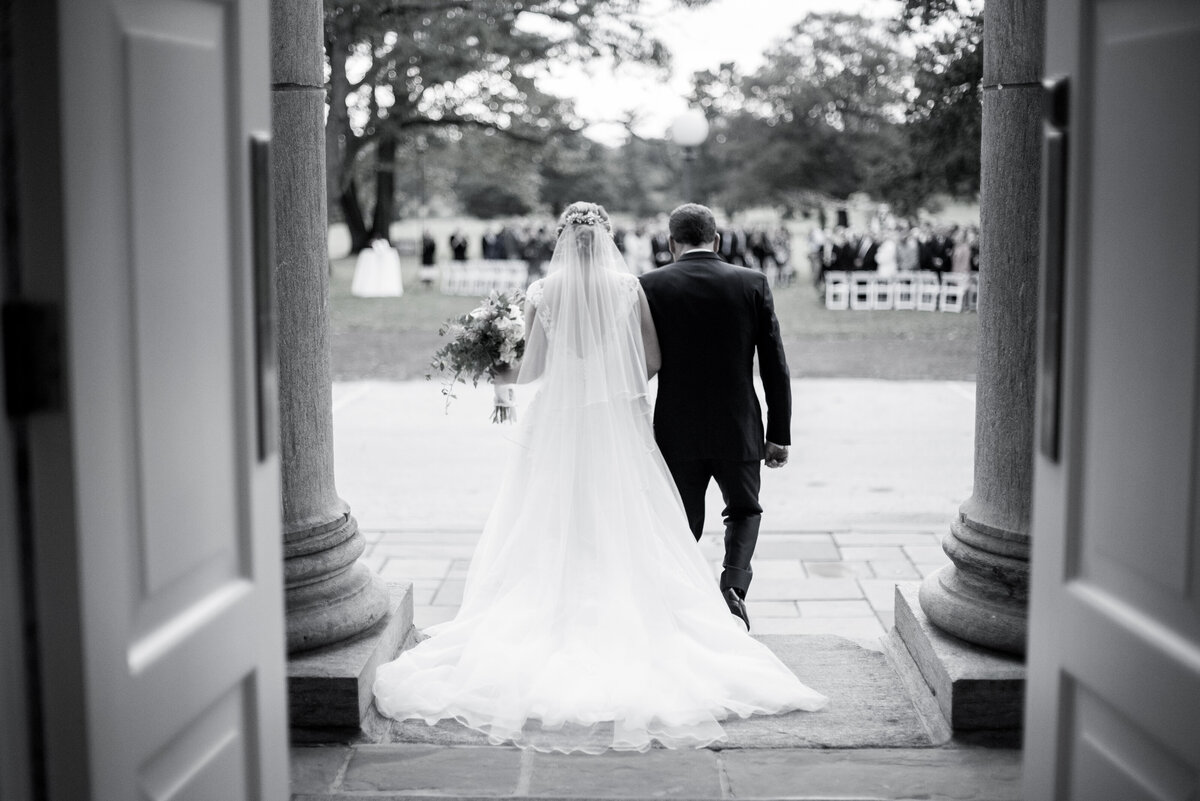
[639,250,791,462]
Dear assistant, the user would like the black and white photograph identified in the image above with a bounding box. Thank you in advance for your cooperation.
[3,0,1198,798]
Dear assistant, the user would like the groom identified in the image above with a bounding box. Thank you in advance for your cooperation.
[639,203,791,631]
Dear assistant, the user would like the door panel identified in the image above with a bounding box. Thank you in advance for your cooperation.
[36,0,288,798]
[1026,0,1200,798]
[1068,682,1194,801]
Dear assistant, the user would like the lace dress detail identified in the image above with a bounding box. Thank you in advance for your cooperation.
[526,273,640,339]
[525,278,552,336]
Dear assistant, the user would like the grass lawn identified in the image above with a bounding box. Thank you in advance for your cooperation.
[329,256,979,382]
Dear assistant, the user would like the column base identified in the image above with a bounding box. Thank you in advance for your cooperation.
[285,509,393,653]
[288,582,413,742]
[920,563,1027,655]
[893,584,1025,740]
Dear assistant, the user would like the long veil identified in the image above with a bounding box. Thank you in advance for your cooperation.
[373,212,828,754]
[517,217,648,408]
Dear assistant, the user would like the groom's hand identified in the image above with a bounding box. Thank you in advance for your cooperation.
[764,441,789,468]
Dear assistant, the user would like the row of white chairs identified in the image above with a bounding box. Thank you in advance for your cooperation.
[440,260,528,296]
[824,271,978,313]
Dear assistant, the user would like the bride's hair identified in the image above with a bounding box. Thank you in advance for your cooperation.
[556,201,612,237]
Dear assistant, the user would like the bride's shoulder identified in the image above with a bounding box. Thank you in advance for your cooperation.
[525,278,545,304]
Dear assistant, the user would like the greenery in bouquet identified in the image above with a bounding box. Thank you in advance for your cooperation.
[428,290,526,421]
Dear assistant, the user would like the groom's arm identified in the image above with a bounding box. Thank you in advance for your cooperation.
[754,277,791,449]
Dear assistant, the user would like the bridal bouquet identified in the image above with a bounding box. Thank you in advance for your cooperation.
[429,290,525,423]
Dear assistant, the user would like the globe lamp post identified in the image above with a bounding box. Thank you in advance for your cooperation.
[670,109,709,202]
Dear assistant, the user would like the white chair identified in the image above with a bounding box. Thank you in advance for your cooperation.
[849,272,874,310]
[966,274,980,311]
[916,271,941,311]
[940,273,970,312]
[871,276,894,310]
[465,260,491,295]
[824,271,849,310]
[892,272,918,310]
[441,262,464,294]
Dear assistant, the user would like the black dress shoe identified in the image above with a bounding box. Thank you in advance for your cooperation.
[723,588,750,631]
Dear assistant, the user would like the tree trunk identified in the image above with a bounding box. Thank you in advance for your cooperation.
[370,130,397,242]
[325,18,350,224]
[339,176,370,252]
[325,14,374,253]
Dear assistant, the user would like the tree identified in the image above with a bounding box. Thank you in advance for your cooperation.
[687,14,913,214]
[889,0,983,213]
[324,0,708,251]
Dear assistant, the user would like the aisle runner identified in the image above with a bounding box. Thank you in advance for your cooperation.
[385,635,937,750]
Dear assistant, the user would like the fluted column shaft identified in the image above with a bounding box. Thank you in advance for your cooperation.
[271,0,388,653]
[919,0,1045,655]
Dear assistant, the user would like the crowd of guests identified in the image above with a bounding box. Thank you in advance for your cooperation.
[431,219,798,287]
[419,217,979,297]
[808,223,980,294]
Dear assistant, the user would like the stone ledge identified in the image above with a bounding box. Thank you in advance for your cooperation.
[892,583,1025,735]
[289,582,413,741]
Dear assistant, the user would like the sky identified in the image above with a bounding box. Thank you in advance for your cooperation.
[532,0,903,146]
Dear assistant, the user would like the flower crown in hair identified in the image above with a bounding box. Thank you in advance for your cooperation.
[561,206,612,232]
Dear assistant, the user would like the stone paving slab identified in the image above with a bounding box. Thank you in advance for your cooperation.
[720,747,1022,800]
[341,744,524,795]
[291,745,1021,800]
[527,749,722,798]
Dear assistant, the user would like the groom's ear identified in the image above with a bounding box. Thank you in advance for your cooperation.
[713,232,721,252]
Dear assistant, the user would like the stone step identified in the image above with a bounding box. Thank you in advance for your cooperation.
[291,743,1022,800]
[291,633,1022,800]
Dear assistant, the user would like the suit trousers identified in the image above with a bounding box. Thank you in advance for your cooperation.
[664,456,762,596]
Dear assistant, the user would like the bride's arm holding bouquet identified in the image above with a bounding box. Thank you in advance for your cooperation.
[427,289,527,423]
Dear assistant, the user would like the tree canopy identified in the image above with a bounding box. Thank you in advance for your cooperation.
[324,2,983,245]
[325,0,709,250]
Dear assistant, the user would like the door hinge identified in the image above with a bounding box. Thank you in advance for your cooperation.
[2,301,64,417]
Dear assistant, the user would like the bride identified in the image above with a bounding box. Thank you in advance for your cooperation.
[373,202,827,753]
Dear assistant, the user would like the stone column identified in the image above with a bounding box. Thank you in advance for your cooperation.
[918,0,1045,656]
[271,0,390,653]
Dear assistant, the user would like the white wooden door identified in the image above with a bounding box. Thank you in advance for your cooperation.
[26,0,289,798]
[1025,1,1200,798]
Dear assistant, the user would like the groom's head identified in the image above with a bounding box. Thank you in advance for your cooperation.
[668,204,719,260]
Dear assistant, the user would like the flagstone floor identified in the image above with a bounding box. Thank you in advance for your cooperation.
[359,527,948,649]
[291,379,1023,800]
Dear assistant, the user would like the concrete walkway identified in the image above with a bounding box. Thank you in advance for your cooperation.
[331,378,975,646]
[289,379,1024,800]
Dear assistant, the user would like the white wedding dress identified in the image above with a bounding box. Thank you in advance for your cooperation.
[373,219,827,753]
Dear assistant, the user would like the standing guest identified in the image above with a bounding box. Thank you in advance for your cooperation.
[499,224,521,261]
[807,225,828,288]
[951,228,973,274]
[875,230,899,277]
[651,229,674,269]
[419,230,438,287]
[450,229,469,261]
[522,226,552,286]
[932,226,954,274]
[772,226,794,286]
[852,231,878,271]
[898,227,920,273]
[832,228,857,272]
[917,225,936,272]
[968,226,981,271]
[482,226,501,260]
[623,224,651,275]
[748,227,775,275]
